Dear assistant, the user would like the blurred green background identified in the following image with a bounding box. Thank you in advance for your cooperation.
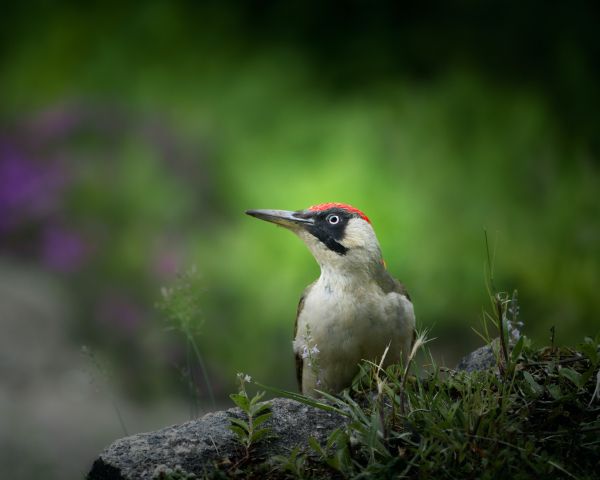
[1,1,598,478]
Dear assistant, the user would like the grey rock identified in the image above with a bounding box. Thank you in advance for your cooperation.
[88,397,346,479]
[455,340,499,372]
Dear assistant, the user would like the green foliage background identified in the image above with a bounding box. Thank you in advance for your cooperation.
[1,1,598,402]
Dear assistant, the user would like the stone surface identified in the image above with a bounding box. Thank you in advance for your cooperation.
[455,340,499,372]
[88,397,346,479]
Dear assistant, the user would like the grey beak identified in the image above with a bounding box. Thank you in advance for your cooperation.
[245,209,314,228]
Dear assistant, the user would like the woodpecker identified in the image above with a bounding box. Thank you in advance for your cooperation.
[246,203,415,396]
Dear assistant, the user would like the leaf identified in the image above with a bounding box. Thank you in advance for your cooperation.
[338,390,369,423]
[229,417,249,432]
[228,425,248,440]
[366,410,382,451]
[308,436,325,457]
[511,335,525,362]
[546,384,563,400]
[250,427,271,443]
[580,342,599,366]
[254,382,348,416]
[249,391,265,407]
[229,393,250,411]
[581,365,597,385]
[559,368,583,389]
[326,428,347,450]
[522,371,543,397]
[253,412,272,428]
[329,433,351,473]
[250,400,271,416]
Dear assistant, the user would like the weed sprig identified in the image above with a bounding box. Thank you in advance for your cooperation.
[157,266,215,412]
[228,373,273,462]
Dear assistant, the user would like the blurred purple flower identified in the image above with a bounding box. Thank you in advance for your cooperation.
[40,225,89,272]
[28,105,83,141]
[0,141,67,233]
[97,294,144,334]
[153,250,181,279]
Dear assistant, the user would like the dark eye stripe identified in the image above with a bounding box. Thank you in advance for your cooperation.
[307,225,348,255]
[304,210,351,255]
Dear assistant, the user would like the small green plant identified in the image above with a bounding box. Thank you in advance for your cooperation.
[152,464,197,479]
[270,447,309,479]
[157,266,215,411]
[228,373,274,460]
[476,230,525,377]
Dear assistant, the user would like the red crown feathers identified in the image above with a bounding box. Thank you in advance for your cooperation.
[308,203,371,224]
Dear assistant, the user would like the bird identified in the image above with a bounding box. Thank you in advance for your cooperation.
[245,203,415,396]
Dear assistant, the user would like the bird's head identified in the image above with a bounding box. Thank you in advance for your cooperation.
[246,203,384,273]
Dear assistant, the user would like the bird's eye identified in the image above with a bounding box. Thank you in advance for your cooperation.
[327,214,340,225]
